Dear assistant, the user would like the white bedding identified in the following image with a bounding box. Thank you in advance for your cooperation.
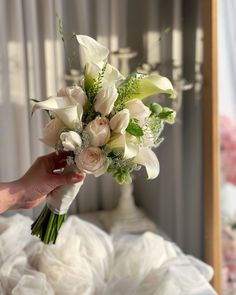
[0,214,217,295]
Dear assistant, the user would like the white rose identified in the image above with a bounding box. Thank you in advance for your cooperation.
[85,117,110,147]
[125,99,151,126]
[57,86,88,107]
[110,109,130,134]
[60,131,82,151]
[94,85,118,116]
[75,147,108,177]
[41,118,64,148]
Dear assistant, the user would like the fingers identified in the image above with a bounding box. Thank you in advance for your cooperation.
[50,172,85,187]
[53,158,67,170]
[41,152,71,171]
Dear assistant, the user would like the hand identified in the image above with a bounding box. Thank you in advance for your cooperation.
[0,152,85,212]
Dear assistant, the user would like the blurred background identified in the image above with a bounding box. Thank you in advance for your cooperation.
[0,0,203,262]
[218,0,236,293]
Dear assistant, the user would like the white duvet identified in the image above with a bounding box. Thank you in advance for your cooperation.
[0,214,217,295]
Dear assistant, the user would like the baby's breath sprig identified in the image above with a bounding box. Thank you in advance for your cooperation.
[148,115,165,146]
[105,148,141,184]
[115,72,145,111]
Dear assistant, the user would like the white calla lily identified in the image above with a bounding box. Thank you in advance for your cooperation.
[77,35,124,89]
[127,74,176,100]
[32,96,71,114]
[108,133,139,159]
[104,64,124,85]
[32,97,83,129]
[134,147,160,179]
[76,35,109,66]
[54,104,83,129]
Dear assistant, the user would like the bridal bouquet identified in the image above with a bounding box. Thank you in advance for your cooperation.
[31,35,176,244]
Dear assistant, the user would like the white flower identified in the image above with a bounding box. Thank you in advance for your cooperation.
[41,118,64,148]
[108,133,140,159]
[134,147,160,179]
[85,117,110,147]
[76,35,124,88]
[57,86,88,107]
[110,109,130,134]
[76,35,109,67]
[60,131,82,151]
[125,99,151,126]
[125,74,176,100]
[94,85,118,116]
[32,97,83,129]
[75,147,108,177]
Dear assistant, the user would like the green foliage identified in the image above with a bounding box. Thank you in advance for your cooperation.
[106,152,140,184]
[115,72,144,111]
[158,107,176,124]
[149,102,162,115]
[86,63,107,102]
[83,64,107,123]
[107,165,132,185]
[126,119,144,137]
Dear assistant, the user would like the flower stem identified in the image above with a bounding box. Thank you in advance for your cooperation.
[31,204,66,244]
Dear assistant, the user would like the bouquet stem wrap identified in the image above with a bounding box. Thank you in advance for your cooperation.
[31,164,84,244]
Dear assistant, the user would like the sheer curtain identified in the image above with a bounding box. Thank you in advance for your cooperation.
[0,0,203,258]
[219,0,236,118]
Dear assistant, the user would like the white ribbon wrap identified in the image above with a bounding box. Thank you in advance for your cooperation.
[47,164,84,215]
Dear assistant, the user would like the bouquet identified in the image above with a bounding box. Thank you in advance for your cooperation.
[31,35,176,244]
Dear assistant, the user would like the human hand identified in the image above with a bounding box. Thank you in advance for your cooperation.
[14,152,85,210]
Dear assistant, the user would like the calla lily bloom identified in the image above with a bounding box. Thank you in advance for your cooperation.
[108,133,140,159]
[134,147,160,179]
[138,74,176,99]
[32,96,83,129]
[76,35,124,88]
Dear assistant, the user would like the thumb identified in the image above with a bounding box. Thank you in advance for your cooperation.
[50,172,85,187]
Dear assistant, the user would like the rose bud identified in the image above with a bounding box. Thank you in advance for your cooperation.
[94,84,118,116]
[60,131,82,151]
[110,109,130,134]
[85,117,110,147]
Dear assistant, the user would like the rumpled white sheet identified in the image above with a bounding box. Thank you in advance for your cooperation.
[0,214,217,295]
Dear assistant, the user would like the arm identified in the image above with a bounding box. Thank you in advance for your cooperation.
[0,152,85,213]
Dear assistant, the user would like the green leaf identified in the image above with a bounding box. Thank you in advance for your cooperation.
[158,107,176,124]
[126,119,144,137]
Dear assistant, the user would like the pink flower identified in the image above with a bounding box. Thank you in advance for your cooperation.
[75,147,108,177]
[220,116,236,185]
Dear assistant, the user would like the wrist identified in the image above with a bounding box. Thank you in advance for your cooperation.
[10,179,26,210]
[1,180,25,212]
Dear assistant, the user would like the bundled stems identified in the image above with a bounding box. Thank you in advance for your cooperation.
[31,205,65,244]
